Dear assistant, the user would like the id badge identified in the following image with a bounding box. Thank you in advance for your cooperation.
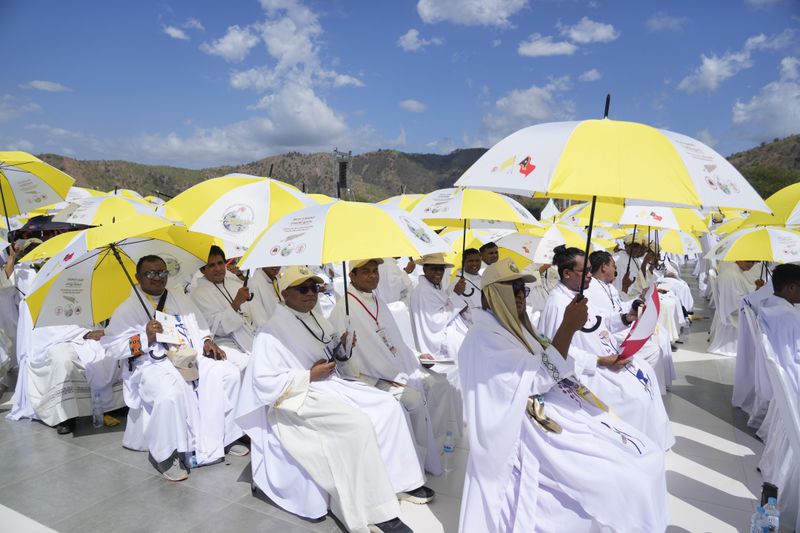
[377,327,397,355]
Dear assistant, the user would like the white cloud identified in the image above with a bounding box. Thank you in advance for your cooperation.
[231,67,280,92]
[695,128,717,147]
[678,30,793,93]
[646,12,687,32]
[397,29,443,52]
[559,17,619,44]
[0,94,41,122]
[746,0,784,8]
[400,99,426,113]
[393,127,407,147]
[732,56,800,142]
[518,34,577,57]
[163,25,190,40]
[491,39,502,47]
[25,123,84,140]
[416,0,527,28]
[482,77,575,142]
[201,25,260,63]
[184,18,205,31]
[5,139,34,152]
[22,80,72,92]
[578,68,602,82]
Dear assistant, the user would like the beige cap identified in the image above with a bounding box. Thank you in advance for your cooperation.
[623,234,648,246]
[278,266,324,293]
[481,258,536,289]
[165,345,199,382]
[420,253,454,268]
[348,258,384,272]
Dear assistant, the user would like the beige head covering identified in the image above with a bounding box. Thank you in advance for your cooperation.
[481,259,537,354]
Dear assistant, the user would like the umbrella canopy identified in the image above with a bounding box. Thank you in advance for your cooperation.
[410,187,540,228]
[25,217,214,327]
[51,196,170,226]
[706,227,800,263]
[741,182,800,228]
[539,199,561,221]
[307,193,338,205]
[0,151,75,222]
[560,199,708,233]
[454,119,769,213]
[239,201,449,269]
[377,193,424,211]
[652,230,702,256]
[499,226,613,265]
[165,173,316,247]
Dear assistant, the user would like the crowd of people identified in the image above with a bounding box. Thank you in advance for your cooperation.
[0,221,796,532]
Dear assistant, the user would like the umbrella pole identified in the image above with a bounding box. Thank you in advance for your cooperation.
[0,181,12,238]
[625,224,637,278]
[109,244,153,321]
[578,196,601,332]
[461,219,467,276]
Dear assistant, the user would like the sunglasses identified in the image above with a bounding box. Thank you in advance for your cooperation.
[511,281,531,298]
[143,269,169,280]
[292,284,322,294]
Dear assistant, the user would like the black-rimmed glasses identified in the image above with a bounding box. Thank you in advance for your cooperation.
[143,269,169,280]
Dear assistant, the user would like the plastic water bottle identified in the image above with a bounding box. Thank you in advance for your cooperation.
[91,390,103,428]
[764,497,780,531]
[750,506,767,533]
[442,431,455,473]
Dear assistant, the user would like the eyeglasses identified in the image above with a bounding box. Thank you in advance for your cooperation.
[511,281,531,298]
[143,269,169,280]
[292,284,322,294]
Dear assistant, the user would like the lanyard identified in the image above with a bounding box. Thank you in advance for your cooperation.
[271,279,282,301]
[295,311,331,344]
[347,291,379,326]
[599,280,622,312]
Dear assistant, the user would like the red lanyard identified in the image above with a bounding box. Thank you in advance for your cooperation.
[347,291,379,325]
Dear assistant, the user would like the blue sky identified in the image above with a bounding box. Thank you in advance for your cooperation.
[1,0,798,168]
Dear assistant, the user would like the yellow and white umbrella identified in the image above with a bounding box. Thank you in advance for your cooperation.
[165,173,316,247]
[25,216,214,327]
[741,182,800,228]
[240,201,449,269]
[653,230,702,256]
[0,151,75,227]
[51,196,170,226]
[378,193,424,211]
[560,200,708,233]
[411,187,540,228]
[499,226,613,265]
[706,227,800,263]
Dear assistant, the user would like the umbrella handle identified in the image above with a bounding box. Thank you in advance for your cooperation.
[580,315,602,333]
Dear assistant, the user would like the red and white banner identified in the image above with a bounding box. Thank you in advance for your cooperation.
[618,284,661,360]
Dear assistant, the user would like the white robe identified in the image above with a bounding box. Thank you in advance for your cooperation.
[191,274,270,369]
[458,310,669,533]
[236,304,424,532]
[709,263,756,356]
[248,269,282,322]
[23,325,123,426]
[585,278,676,394]
[103,287,243,465]
[453,270,483,314]
[330,287,463,474]
[539,282,674,450]
[376,258,414,305]
[409,276,470,388]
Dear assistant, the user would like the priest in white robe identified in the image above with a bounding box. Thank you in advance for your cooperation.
[453,248,483,314]
[409,253,470,388]
[586,251,676,394]
[709,261,763,356]
[247,266,282,321]
[458,259,669,533]
[479,242,499,268]
[539,246,674,451]
[330,258,463,475]
[236,266,433,533]
[191,245,270,370]
[103,255,247,480]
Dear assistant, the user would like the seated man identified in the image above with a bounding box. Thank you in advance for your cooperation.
[248,266,282,321]
[191,245,270,370]
[709,260,764,356]
[458,259,669,532]
[103,255,247,481]
[586,251,676,394]
[409,253,469,388]
[236,266,433,533]
[331,258,463,475]
[454,248,483,314]
[479,241,499,270]
[538,246,674,451]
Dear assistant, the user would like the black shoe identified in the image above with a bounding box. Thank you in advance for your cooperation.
[55,418,75,435]
[369,517,413,533]
[399,485,435,504]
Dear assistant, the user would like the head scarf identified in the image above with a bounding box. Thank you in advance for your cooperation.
[483,280,537,354]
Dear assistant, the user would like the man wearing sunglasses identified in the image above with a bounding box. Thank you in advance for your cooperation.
[330,258,463,476]
[237,266,430,533]
[103,254,248,481]
[191,245,271,372]
[409,253,469,390]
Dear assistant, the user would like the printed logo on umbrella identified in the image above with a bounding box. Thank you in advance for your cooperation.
[400,216,431,243]
[221,204,255,233]
[161,254,180,277]
[63,252,75,262]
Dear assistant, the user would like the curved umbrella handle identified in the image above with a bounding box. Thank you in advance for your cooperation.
[580,315,602,333]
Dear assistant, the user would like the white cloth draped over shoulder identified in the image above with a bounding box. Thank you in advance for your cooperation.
[236,304,425,532]
[248,269,282,322]
[376,258,414,305]
[539,282,674,450]
[709,263,757,356]
[102,287,243,465]
[458,309,669,533]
